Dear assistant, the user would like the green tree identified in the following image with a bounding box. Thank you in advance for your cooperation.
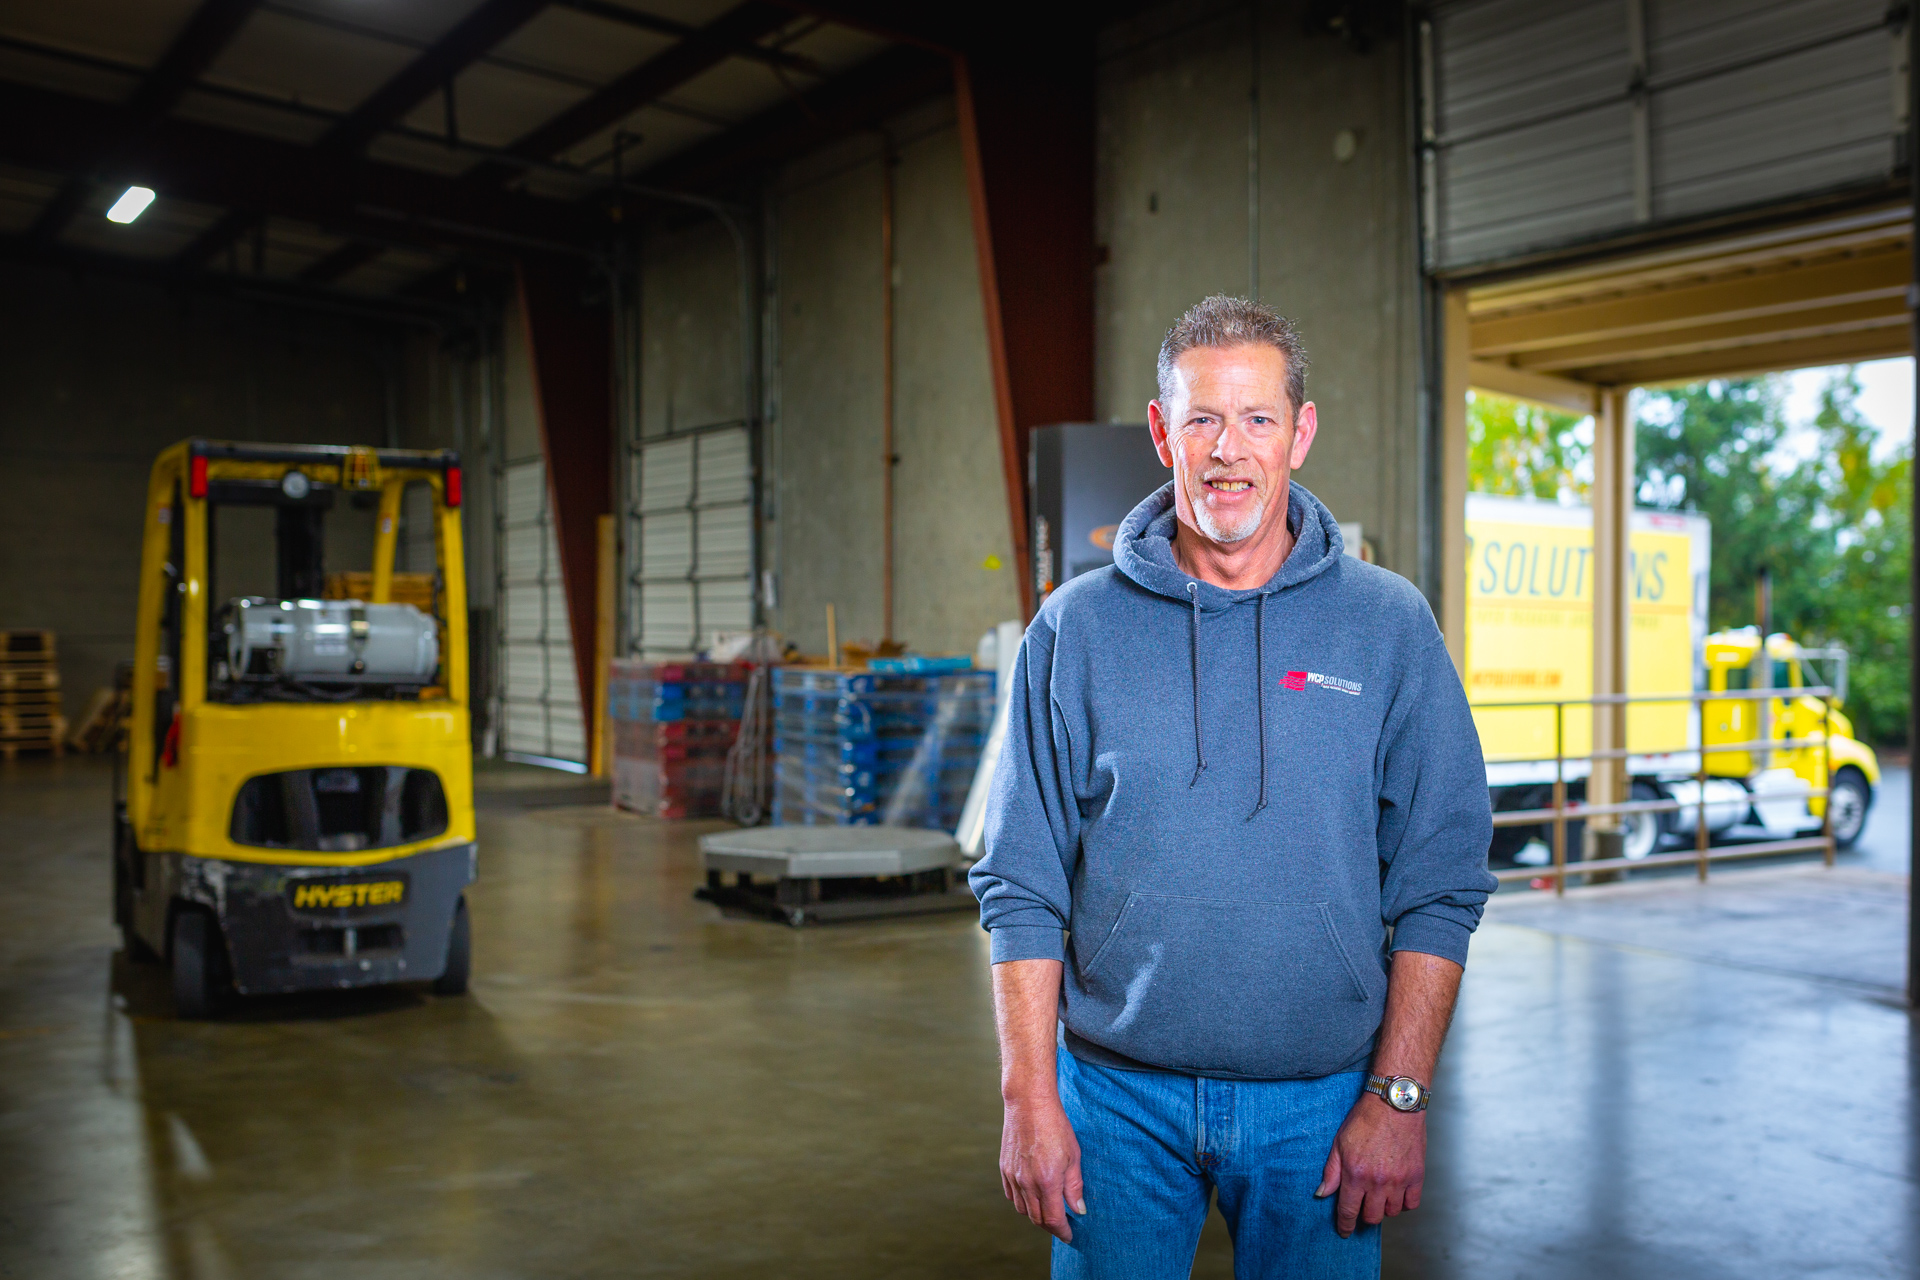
[1787,373,1911,746]
[1636,373,1911,745]
[1466,390,1589,501]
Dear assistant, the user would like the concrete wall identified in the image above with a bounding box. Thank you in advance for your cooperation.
[638,220,748,441]
[1096,0,1423,577]
[600,8,1423,669]
[626,98,1019,662]
[0,261,432,725]
[766,104,1019,657]
[887,120,1020,653]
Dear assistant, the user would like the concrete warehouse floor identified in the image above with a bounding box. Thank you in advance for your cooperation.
[1,758,1914,1279]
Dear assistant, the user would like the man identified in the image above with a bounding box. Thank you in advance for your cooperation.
[969,296,1495,1279]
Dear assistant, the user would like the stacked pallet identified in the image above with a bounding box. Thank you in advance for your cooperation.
[0,630,64,760]
[67,662,132,754]
[772,668,994,829]
[609,660,750,819]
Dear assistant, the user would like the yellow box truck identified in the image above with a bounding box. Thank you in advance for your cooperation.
[1466,494,1875,865]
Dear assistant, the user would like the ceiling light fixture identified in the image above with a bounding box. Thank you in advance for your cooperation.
[105,186,156,224]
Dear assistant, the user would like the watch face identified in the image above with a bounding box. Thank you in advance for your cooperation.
[1387,1078,1423,1111]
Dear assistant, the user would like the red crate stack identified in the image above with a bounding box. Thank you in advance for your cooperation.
[609,660,751,818]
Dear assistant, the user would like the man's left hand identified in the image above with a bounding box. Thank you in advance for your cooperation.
[1314,1093,1425,1238]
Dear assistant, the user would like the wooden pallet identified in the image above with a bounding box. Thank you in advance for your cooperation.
[0,667,58,692]
[0,630,55,664]
[0,688,61,708]
[68,688,127,753]
[0,735,63,760]
[0,709,65,734]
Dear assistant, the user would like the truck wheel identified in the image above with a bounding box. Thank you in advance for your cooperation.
[1487,824,1539,866]
[1622,783,1665,861]
[1827,767,1871,850]
[431,897,470,996]
[171,908,230,1019]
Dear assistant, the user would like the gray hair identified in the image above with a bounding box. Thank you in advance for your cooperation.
[1156,295,1309,417]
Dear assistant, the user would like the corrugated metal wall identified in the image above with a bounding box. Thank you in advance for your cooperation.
[627,424,755,658]
[498,457,587,765]
[1426,0,1905,270]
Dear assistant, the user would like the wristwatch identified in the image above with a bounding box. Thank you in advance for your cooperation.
[1365,1073,1431,1113]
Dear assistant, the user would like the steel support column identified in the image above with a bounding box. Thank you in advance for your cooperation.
[954,40,1094,619]
[1440,289,1471,672]
[1907,0,1918,1006]
[1591,387,1634,845]
[516,262,614,749]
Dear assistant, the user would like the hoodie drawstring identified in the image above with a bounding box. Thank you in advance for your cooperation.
[1186,582,1207,787]
[1249,592,1269,820]
[1186,581,1271,817]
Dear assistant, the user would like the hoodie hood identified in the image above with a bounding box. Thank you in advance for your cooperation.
[1111,480,1348,813]
[1114,479,1346,607]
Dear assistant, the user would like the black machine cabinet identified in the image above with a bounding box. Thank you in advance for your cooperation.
[1028,424,1169,608]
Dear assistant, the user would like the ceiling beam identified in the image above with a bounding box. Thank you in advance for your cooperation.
[0,80,599,257]
[178,0,554,271]
[1464,207,1913,314]
[1470,247,1912,355]
[635,44,949,195]
[461,0,796,187]
[1514,295,1912,373]
[173,209,259,270]
[557,0,821,73]
[1585,326,1914,388]
[31,0,262,244]
[759,2,1095,54]
[0,234,463,328]
[1467,361,1600,415]
[323,0,554,154]
[762,1,970,52]
[299,242,387,286]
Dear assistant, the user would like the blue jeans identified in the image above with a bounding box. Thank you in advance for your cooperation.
[1053,1050,1379,1280]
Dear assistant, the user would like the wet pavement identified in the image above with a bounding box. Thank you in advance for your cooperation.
[0,756,1912,1278]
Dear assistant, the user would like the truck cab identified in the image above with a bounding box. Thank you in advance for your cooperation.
[1701,626,1877,843]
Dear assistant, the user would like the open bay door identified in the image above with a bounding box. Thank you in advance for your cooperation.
[498,457,587,768]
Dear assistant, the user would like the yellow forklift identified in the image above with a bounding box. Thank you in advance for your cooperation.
[115,440,476,1016]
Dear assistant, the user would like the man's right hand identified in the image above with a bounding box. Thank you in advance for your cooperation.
[991,958,1084,1243]
[1000,1092,1085,1242]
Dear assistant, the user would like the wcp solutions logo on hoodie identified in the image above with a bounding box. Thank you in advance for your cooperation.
[1282,670,1364,696]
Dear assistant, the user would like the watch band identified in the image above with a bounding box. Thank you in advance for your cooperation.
[1365,1073,1431,1112]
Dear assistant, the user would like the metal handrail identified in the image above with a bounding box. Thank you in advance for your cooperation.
[1472,687,1834,709]
[1485,732,1834,767]
[1470,688,1836,895]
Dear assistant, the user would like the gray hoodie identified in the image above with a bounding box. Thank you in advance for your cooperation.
[970,480,1495,1080]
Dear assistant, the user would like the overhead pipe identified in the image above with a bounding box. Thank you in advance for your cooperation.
[881,132,897,644]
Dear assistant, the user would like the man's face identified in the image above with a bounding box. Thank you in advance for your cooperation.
[1148,343,1317,546]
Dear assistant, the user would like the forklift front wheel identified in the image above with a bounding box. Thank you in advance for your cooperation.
[432,896,471,996]
[171,907,230,1019]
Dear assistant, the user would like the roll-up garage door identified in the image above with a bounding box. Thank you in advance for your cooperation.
[1424,0,1906,271]
[498,458,586,766]
[627,425,755,658]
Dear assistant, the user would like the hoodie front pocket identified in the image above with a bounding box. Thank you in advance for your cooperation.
[1070,892,1377,1079]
